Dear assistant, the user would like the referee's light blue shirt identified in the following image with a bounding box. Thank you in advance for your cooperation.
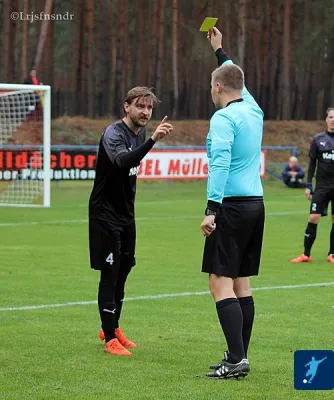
[206,60,264,204]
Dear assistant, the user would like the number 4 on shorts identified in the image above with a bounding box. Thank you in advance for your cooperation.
[106,253,114,265]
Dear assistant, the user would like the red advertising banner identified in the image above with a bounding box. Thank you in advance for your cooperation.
[0,149,266,180]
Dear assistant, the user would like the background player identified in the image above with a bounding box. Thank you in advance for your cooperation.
[291,108,334,264]
[89,87,173,356]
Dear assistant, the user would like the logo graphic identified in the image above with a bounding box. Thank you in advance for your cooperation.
[102,308,116,314]
[129,166,139,176]
[320,141,326,146]
[294,350,334,390]
[322,152,334,160]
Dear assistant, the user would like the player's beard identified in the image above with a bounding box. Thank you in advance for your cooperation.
[130,114,149,128]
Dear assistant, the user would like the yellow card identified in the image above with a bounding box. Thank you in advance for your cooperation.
[199,17,218,32]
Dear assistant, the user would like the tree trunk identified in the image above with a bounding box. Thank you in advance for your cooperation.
[297,0,311,119]
[115,0,128,117]
[268,2,280,119]
[42,2,54,87]
[21,0,30,80]
[172,0,179,119]
[155,0,165,118]
[94,0,110,116]
[86,0,95,118]
[109,0,117,115]
[238,0,247,69]
[223,1,232,54]
[282,0,291,119]
[71,0,83,115]
[136,1,147,86]
[80,1,88,115]
[34,0,53,71]
[4,0,15,82]
[260,0,270,111]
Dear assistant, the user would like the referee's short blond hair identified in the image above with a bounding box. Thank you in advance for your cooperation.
[212,64,244,92]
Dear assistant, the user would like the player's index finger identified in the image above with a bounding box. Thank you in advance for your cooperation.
[161,115,168,124]
[199,17,218,32]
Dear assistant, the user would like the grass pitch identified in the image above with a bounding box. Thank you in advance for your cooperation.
[0,181,333,400]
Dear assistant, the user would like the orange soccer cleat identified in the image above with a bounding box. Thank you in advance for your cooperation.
[327,254,334,264]
[99,328,138,348]
[290,254,312,263]
[99,329,105,341]
[115,328,138,349]
[104,338,132,356]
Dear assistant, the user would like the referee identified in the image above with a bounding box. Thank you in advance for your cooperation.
[291,108,334,264]
[201,28,265,379]
[89,87,173,356]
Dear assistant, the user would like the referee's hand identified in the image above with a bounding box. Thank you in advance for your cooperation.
[201,215,216,237]
[207,27,223,52]
[151,116,173,142]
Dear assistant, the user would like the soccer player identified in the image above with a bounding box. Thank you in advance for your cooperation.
[291,108,334,264]
[89,87,173,356]
[201,28,265,379]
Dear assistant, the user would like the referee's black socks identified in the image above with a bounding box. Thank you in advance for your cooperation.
[304,222,318,256]
[238,296,255,358]
[216,298,245,363]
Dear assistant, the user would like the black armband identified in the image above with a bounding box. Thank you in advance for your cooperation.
[206,200,221,214]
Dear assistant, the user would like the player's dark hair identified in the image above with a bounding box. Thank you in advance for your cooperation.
[124,87,160,107]
[326,107,334,117]
[212,64,244,92]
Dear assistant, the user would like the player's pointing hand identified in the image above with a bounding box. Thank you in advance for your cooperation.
[151,116,173,142]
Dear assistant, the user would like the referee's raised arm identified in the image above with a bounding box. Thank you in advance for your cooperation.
[207,27,263,112]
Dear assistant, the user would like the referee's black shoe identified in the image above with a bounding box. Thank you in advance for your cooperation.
[209,350,229,370]
[206,359,250,379]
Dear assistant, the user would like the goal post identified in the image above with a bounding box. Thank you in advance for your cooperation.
[0,83,51,207]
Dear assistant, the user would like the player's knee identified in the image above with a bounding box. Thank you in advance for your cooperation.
[309,214,320,224]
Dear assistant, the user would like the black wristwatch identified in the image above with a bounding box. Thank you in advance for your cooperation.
[205,208,216,216]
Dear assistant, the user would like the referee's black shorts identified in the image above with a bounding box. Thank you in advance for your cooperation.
[202,198,265,279]
[89,219,136,271]
[310,187,334,216]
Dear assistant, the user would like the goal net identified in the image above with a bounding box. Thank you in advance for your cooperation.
[0,84,51,207]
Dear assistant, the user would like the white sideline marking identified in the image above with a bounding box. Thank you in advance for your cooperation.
[0,282,333,312]
[0,210,306,227]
